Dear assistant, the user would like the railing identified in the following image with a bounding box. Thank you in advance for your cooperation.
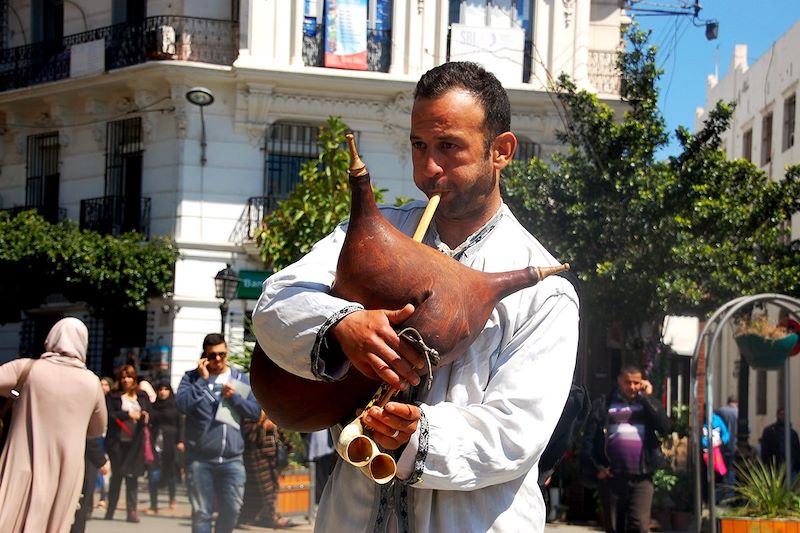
[302,24,391,73]
[231,196,280,244]
[588,49,621,96]
[0,16,238,91]
[79,196,151,239]
[0,205,67,224]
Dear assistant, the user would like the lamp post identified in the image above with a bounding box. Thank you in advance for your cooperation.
[214,264,239,334]
[185,86,215,166]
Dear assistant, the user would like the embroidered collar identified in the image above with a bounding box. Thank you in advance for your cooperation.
[431,204,505,261]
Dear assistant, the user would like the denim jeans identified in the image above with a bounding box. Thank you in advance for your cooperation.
[186,458,246,533]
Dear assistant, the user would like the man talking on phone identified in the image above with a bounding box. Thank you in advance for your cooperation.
[581,364,671,533]
[176,333,261,533]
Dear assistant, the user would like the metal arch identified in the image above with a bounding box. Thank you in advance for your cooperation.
[690,294,800,533]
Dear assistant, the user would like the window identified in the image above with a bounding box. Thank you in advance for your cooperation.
[25,131,60,222]
[106,117,143,198]
[31,0,63,44]
[756,369,767,415]
[263,123,322,210]
[742,129,752,162]
[783,94,796,151]
[448,1,534,83]
[514,138,542,162]
[761,112,773,166]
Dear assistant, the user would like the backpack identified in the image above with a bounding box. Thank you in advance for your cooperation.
[538,270,591,483]
[538,383,591,483]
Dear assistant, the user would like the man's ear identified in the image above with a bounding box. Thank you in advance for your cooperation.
[492,132,517,170]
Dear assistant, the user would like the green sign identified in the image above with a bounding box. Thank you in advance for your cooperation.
[236,270,272,299]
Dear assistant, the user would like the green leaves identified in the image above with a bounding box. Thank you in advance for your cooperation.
[0,210,178,322]
[728,458,800,518]
[503,24,800,339]
[256,116,385,271]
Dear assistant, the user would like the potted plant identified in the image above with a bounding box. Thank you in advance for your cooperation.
[734,317,799,370]
[667,468,694,531]
[718,458,800,533]
[652,468,677,530]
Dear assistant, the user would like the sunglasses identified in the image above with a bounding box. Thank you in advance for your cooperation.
[204,351,227,360]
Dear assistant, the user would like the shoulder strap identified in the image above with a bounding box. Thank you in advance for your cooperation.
[0,359,35,419]
[9,358,35,400]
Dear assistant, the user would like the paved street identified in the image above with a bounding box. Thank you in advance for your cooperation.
[83,481,606,533]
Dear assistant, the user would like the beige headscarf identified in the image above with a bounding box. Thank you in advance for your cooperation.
[41,317,89,366]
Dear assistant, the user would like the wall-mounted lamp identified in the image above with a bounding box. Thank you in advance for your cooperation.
[185,86,215,166]
[214,264,240,334]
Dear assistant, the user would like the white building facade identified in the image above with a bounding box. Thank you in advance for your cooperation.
[696,21,800,442]
[0,0,626,388]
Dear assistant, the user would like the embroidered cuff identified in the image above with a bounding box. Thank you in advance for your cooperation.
[397,408,428,486]
[311,304,363,380]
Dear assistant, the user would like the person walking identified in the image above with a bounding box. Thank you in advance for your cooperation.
[176,333,261,533]
[581,364,671,533]
[71,437,109,533]
[761,407,800,480]
[95,376,114,512]
[715,396,739,498]
[238,411,294,528]
[104,364,152,523]
[252,61,579,532]
[0,317,108,532]
[145,380,184,514]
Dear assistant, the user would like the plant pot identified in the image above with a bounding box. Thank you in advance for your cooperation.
[735,333,799,370]
[719,516,800,533]
[670,510,693,531]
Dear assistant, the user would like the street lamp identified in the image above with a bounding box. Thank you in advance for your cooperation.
[214,263,239,334]
[185,86,215,166]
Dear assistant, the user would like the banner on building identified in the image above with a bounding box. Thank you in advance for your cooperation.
[449,24,524,86]
[324,0,368,71]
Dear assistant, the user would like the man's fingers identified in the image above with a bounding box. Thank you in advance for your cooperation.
[385,303,415,325]
[384,401,421,421]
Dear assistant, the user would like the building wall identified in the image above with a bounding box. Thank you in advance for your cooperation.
[697,21,800,443]
[0,0,625,388]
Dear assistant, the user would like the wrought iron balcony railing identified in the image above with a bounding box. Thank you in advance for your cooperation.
[0,205,67,224]
[302,24,391,73]
[79,196,151,239]
[231,196,282,244]
[0,16,238,92]
[588,49,621,95]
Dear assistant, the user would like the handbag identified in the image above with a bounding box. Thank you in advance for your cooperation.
[143,424,155,464]
[0,359,36,439]
[275,430,289,470]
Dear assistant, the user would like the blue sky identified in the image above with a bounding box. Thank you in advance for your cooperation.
[629,1,800,158]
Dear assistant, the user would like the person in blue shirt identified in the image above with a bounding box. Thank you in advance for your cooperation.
[176,333,261,533]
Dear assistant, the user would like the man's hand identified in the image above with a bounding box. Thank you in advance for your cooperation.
[597,468,613,480]
[197,358,210,380]
[222,383,236,399]
[330,304,424,390]
[640,379,653,396]
[363,401,421,450]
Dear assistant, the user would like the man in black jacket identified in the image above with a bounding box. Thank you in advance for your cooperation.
[581,364,671,533]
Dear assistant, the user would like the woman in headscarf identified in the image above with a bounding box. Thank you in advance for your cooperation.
[104,364,152,523]
[0,316,108,533]
[145,380,183,514]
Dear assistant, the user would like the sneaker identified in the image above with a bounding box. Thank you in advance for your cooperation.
[126,512,140,523]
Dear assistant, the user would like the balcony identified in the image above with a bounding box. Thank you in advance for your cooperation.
[80,196,151,239]
[231,196,280,244]
[0,205,67,224]
[302,24,391,73]
[588,49,621,96]
[0,16,239,92]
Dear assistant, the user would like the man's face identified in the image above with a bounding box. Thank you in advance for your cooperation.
[410,89,501,228]
[203,342,228,375]
[617,371,644,402]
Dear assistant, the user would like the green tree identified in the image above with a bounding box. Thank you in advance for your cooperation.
[0,210,179,323]
[257,116,385,270]
[503,26,800,350]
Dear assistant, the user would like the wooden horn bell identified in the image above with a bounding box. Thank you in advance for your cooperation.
[251,135,568,432]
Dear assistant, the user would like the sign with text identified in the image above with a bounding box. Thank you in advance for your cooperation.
[236,270,272,300]
[449,24,524,86]
[325,0,368,71]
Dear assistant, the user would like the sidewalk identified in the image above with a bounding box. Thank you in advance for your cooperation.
[83,480,604,533]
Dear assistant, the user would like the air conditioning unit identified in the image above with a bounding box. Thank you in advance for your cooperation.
[146,25,176,59]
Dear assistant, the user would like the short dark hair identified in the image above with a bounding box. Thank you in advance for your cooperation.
[203,333,226,350]
[414,61,511,151]
[619,363,643,376]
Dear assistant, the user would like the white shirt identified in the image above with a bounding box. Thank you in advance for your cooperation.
[253,201,579,533]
